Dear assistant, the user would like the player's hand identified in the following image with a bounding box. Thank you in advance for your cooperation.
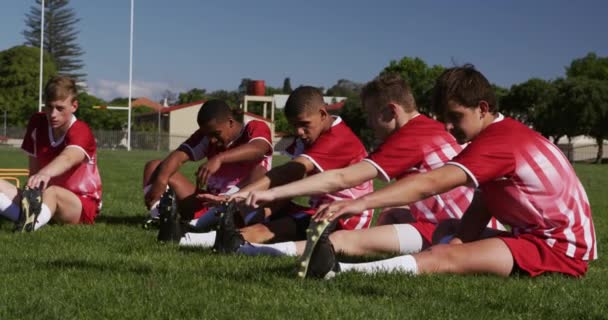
[313,199,366,222]
[196,156,223,189]
[244,190,276,208]
[145,181,167,209]
[196,193,228,206]
[227,191,249,203]
[27,173,50,190]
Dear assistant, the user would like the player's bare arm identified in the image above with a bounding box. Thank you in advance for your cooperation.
[245,161,378,208]
[197,139,271,187]
[27,147,86,189]
[230,156,315,202]
[315,165,471,221]
[145,149,190,207]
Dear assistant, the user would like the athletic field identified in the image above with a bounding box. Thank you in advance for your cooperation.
[0,146,606,319]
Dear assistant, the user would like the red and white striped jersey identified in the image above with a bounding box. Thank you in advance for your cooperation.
[364,114,480,225]
[449,114,596,260]
[179,120,273,194]
[284,116,374,230]
[21,113,102,206]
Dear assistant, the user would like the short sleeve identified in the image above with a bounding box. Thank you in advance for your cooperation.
[245,121,273,155]
[366,134,423,182]
[21,114,41,157]
[448,129,515,187]
[64,122,97,161]
[177,130,208,161]
[302,134,364,172]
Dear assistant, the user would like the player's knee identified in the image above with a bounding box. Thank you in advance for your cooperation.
[425,244,462,273]
[329,230,349,246]
[241,224,272,243]
[42,185,58,199]
[144,159,161,173]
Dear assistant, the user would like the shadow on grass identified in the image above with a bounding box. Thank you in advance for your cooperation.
[44,258,154,274]
[96,215,145,227]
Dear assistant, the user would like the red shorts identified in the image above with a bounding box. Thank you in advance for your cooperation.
[78,196,100,224]
[498,233,588,277]
[409,221,436,244]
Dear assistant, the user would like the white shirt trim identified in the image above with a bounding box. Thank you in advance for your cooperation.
[249,137,274,152]
[65,145,93,163]
[446,162,479,188]
[299,154,325,173]
[331,116,342,127]
[48,115,77,147]
[362,158,390,182]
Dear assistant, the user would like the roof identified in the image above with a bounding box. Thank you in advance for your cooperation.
[136,99,273,123]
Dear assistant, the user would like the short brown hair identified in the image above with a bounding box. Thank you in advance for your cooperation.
[431,64,497,115]
[44,75,78,104]
[284,86,325,119]
[361,73,416,112]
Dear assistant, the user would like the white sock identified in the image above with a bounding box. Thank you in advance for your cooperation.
[179,231,217,248]
[237,241,297,257]
[339,255,418,275]
[34,204,52,230]
[0,193,20,221]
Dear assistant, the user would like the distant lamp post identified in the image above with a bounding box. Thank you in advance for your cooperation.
[38,0,45,112]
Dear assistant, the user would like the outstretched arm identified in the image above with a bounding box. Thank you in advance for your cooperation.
[315,164,471,221]
[27,147,86,189]
[244,161,378,207]
[229,156,315,201]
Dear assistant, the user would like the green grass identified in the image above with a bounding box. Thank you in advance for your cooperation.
[0,146,606,319]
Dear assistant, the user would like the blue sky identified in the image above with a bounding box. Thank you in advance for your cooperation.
[1,0,607,101]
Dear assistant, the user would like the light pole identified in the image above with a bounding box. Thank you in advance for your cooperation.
[38,0,45,112]
[127,0,135,151]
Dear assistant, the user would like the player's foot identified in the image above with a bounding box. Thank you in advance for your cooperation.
[213,202,244,254]
[15,185,43,233]
[297,219,340,279]
[142,216,160,230]
[157,188,185,243]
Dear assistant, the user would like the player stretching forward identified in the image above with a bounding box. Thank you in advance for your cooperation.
[0,76,102,231]
[305,65,596,279]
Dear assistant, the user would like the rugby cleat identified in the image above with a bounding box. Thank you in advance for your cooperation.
[15,185,43,233]
[142,216,160,230]
[157,188,185,243]
[212,202,245,254]
[297,219,340,279]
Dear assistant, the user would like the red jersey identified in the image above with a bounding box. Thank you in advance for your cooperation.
[285,116,374,230]
[178,120,273,194]
[449,114,596,260]
[364,114,475,224]
[21,113,102,206]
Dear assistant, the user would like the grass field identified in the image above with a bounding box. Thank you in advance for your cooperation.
[0,145,606,319]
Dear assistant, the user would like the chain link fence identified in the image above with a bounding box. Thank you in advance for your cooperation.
[1,125,606,162]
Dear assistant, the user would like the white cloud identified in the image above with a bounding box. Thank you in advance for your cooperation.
[87,79,182,101]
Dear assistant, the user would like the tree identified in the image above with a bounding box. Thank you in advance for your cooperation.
[326,79,375,148]
[282,77,293,94]
[382,57,445,114]
[23,0,85,82]
[566,52,608,81]
[558,78,608,163]
[0,45,57,126]
[160,90,177,106]
[501,78,555,126]
[565,52,608,162]
[178,88,207,104]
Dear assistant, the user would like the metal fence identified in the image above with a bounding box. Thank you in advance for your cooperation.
[1,126,607,162]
